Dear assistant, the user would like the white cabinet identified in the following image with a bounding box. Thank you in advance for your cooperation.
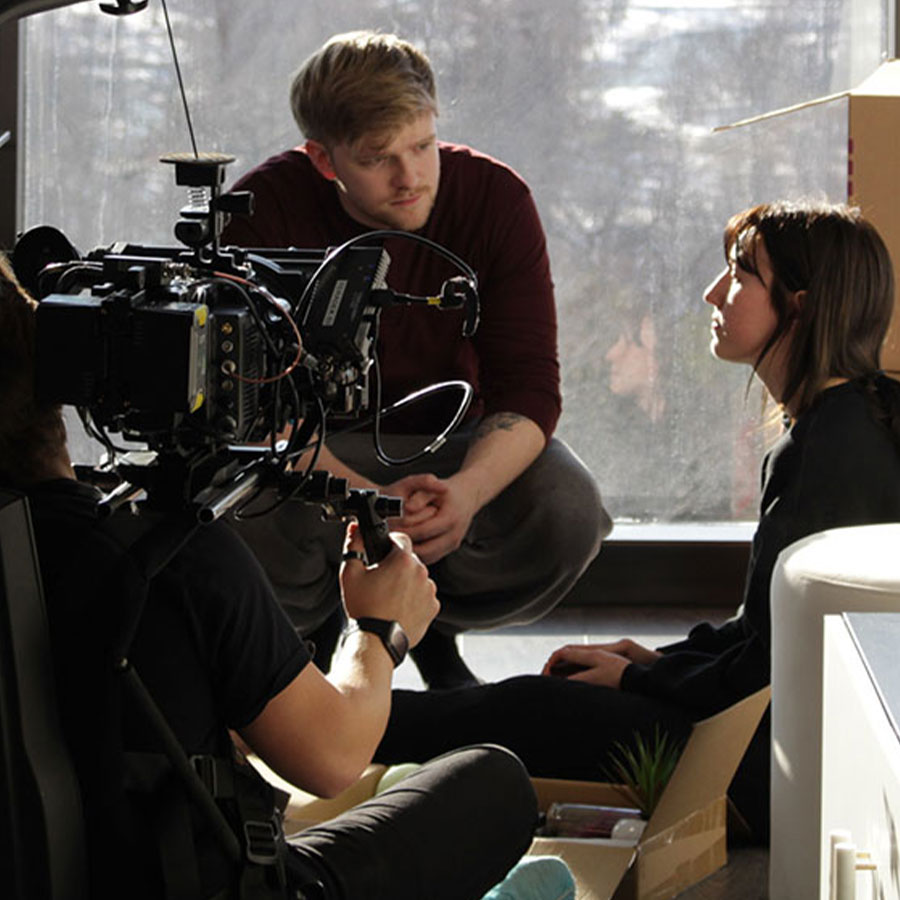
[821,612,900,900]
[770,524,900,900]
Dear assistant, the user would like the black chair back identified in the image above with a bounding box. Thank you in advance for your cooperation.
[0,489,87,899]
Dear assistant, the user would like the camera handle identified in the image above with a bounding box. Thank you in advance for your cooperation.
[335,489,402,564]
[274,467,400,564]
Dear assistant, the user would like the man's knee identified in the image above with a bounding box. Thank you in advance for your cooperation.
[421,744,537,824]
[448,743,533,787]
[517,440,612,563]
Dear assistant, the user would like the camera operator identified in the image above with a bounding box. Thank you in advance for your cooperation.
[0,255,539,899]
[223,31,612,688]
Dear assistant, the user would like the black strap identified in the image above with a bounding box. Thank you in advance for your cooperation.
[95,507,294,898]
[120,664,242,864]
[124,752,214,900]
[127,750,298,900]
[232,762,289,898]
[191,753,237,800]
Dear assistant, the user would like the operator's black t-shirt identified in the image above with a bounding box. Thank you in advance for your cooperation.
[26,478,310,897]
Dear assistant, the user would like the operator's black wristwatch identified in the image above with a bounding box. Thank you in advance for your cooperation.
[352,617,410,667]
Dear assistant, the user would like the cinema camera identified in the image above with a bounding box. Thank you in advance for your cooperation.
[14,152,478,557]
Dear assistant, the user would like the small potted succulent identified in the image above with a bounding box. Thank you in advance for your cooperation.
[604,725,684,818]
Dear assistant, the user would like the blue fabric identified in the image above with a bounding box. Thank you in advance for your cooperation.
[481,856,576,900]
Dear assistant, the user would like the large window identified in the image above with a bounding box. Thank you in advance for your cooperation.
[20,0,890,523]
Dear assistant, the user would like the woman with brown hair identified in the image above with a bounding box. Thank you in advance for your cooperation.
[378,201,900,842]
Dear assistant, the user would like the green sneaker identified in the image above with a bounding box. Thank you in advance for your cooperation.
[480,856,576,900]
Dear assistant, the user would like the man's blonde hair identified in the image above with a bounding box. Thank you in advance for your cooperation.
[290,31,437,147]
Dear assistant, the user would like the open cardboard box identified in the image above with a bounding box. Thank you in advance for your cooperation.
[253,686,769,900]
[716,59,900,373]
[527,687,770,899]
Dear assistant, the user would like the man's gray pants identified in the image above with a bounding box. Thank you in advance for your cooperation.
[228,433,612,636]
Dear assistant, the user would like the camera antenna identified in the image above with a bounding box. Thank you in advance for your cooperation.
[160,0,199,158]
[99,0,196,157]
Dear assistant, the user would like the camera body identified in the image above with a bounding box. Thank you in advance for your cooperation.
[36,253,263,447]
[15,153,475,518]
[31,239,387,455]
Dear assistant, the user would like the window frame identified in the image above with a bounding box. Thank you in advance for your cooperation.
[0,1,895,608]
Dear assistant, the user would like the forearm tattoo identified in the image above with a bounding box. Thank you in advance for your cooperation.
[475,412,527,439]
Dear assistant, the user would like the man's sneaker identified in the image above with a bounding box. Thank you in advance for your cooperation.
[480,856,576,900]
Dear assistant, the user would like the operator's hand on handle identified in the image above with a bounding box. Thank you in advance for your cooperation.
[240,523,438,798]
[339,522,439,648]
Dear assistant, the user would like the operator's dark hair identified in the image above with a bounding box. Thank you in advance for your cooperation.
[0,254,67,487]
[724,201,900,438]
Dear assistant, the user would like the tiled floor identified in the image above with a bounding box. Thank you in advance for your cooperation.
[394,603,770,900]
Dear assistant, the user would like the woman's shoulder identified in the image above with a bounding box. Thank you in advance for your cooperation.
[782,376,900,497]
[758,377,900,544]
[799,377,900,451]
[763,378,898,492]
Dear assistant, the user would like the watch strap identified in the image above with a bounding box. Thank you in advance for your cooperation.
[352,617,409,667]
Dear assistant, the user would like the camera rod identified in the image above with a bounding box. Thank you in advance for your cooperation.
[91,449,401,565]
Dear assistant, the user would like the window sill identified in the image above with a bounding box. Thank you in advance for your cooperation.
[607,520,756,544]
[565,520,753,609]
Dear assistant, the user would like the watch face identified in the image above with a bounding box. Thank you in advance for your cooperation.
[357,618,409,667]
[385,621,410,664]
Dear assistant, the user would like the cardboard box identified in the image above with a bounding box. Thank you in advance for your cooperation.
[716,60,900,373]
[527,687,769,899]
[255,686,769,900]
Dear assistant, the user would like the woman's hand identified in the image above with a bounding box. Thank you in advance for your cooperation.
[590,638,663,666]
[541,639,662,689]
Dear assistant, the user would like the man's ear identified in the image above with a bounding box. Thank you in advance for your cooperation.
[305,140,337,181]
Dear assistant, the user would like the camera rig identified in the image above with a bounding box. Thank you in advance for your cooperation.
[14,152,479,561]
